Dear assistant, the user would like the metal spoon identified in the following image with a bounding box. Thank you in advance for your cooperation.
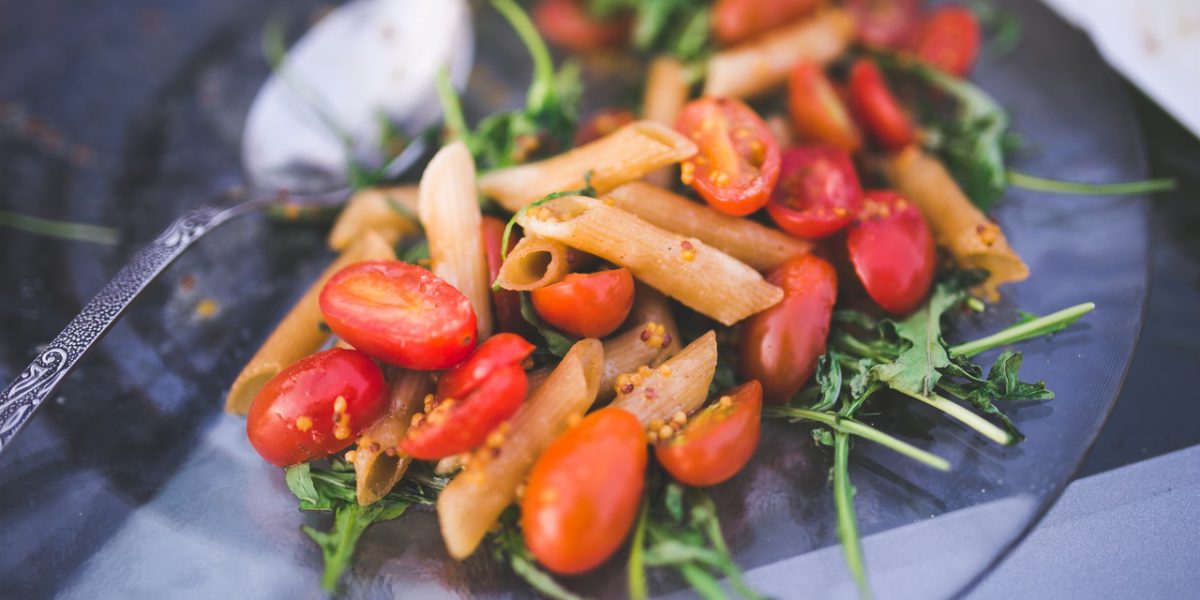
[0,0,474,453]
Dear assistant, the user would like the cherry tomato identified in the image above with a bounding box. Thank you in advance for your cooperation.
[320,260,477,370]
[676,97,782,217]
[712,0,818,45]
[522,408,646,574]
[656,381,762,486]
[910,5,981,77]
[399,334,535,460]
[739,255,837,404]
[847,190,935,315]
[574,108,636,146]
[247,348,387,467]
[846,0,920,48]
[787,62,862,153]
[531,268,635,338]
[847,58,915,152]
[482,216,528,334]
[533,0,628,53]
[767,145,863,240]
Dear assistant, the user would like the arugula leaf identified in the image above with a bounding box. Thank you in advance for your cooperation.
[0,210,119,245]
[1006,170,1176,196]
[938,350,1051,441]
[303,500,413,593]
[491,509,584,600]
[519,292,579,357]
[589,0,714,62]
[870,280,967,398]
[397,238,430,267]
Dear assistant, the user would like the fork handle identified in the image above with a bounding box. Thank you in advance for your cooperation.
[0,203,245,453]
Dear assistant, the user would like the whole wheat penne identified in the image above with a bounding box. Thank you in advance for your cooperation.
[598,321,677,403]
[882,147,1029,300]
[493,236,573,291]
[610,331,717,425]
[517,196,782,325]
[628,283,682,357]
[327,185,420,251]
[604,182,812,271]
[480,121,697,212]
[642,57,691,188]
[704,9,855,98]
[354,370,433,506]
[437,339,604,559]
[224,231,396,415]
[419,142,493,338]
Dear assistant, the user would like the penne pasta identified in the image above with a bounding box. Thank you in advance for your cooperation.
[641,56,691,188]
[327,185,420,251]
[597,321,677,403]
[703,8,855,99]
[224,231,396,415]
[882,147,1030,300]
[493,236,573,291]
[627,283,682,357]
[437,339,604,559]
[604,182,812,271]
[610,331,717,426]
[517,195,783,325]
[419,142,493,338]
[353,370,432,506]
[479,120,697,212]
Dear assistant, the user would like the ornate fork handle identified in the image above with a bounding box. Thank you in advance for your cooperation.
[0,200,263,453]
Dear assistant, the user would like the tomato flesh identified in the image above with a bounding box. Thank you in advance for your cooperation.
[320,260,477,370]
[676,97,782,217]
[910,5,981,77]
[531,268,635,338]
[247,348,387,467]
[575,108,636,146]
[657,381,762,486]
[847,190,935,315]
[482,216,528,335]
[399,334,535,460]
[739,255,838,404]
[534,0,628,53]
[712,0,818,45]
[767,145,863,240]
[847,58,915,152]
[522,408,647,574]
[846,0,920,48]
[787,62,862,153]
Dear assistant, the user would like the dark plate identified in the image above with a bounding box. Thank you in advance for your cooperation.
[0,0,1148,598]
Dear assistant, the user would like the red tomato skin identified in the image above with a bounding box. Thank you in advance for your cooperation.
[846,0,920,48]
[910,5,981,76]
[712,0,819,45]
[482,217,529,335]
[531,268,635,338]
[534,0,628,53]
[522,408,647,574]
[847,190,935,315]
[767,145,864,240]
[247,348,387,467]
[574,108,636,146]
[399,363,527,460]
[436,333,535,401]
[656,381,763,486]
[847,59,915,152]
[787,62,862,153]
[676,98,782,217]
[319,260,477,370]
[739,255,838,404]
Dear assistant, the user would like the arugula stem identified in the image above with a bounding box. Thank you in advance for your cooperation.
[435,67,470,144]
[1007,170,1175,196]
[628,499,649,600]
[898,389,1012,445]
[766,407,950,471]
[949,302,1096,358]
[490,0,556,111]
[833,431,871,599]
[0,210,119,245]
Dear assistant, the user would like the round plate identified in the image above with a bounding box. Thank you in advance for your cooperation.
[0,1,1148,598]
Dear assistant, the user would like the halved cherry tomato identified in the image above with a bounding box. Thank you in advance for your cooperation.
[846,0,920,48]
[247,348,387,467]
[740,255,837,404]
[320,260,477,370]
[531,268,634,338]
[656,381,762,486]
[787,62,862,153]
[847,190,935,314]
[676,97,782,217]
[712,0,818,45]
[482,216,528,334]
[847,58,915,152]
[910,5,981,77]
[522,408,646,574]
[533,0,629,53]
[767,145,863,240]
[575,108,636,146]
[399,334,535,460]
